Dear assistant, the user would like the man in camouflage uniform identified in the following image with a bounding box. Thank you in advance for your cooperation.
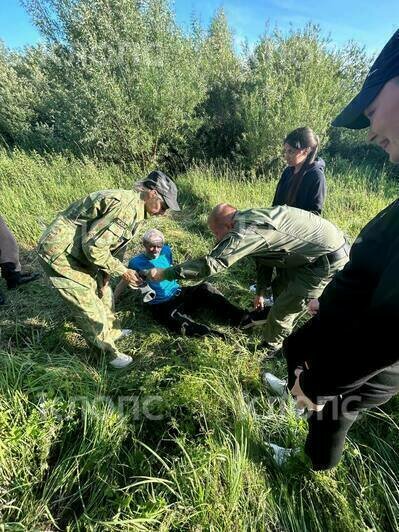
[147,203,349,351]
[38,171,180,368]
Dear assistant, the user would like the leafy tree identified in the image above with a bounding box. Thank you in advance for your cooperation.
[0,5,371,170]
[22,0,208,165]
[0,43,39,148]
[193,9,245,161]
[238,25,369,173]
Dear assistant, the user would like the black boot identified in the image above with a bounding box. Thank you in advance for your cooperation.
[1,262,41,289]
[18,271,42,284]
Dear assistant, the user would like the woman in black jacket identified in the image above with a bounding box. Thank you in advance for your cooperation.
[273,127,326,214]
[252,127,327,314]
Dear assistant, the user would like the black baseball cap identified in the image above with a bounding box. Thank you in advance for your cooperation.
[135,170,180,211]
[333,29,399,129]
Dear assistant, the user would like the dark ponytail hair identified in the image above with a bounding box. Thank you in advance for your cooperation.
[284,127,320,206]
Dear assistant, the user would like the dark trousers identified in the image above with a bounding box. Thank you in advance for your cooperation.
[304,364,399,470]
[284,322,399,470]
[149,282,245,337]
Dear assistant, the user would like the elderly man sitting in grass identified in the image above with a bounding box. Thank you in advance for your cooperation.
[114,228,247,338]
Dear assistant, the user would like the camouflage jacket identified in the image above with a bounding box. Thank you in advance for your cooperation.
[163,206,345,288]
[38,190,145,276]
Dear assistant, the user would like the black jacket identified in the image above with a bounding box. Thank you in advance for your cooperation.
[273,158,327,214]
[295,199,399,403]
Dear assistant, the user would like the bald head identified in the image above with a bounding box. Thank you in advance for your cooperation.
[208,203,237,241]
[208,203,237,224]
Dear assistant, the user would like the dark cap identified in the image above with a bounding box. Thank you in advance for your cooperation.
[135,170,180,211]
[333,30,399,129]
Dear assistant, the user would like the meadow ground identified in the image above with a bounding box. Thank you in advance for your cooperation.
[0,150,398,531]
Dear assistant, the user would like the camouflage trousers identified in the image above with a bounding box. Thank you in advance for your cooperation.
[262,253,349,348]
[39,252,124,358]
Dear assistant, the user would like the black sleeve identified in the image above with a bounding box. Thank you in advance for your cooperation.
[272,169,289,206]
[300,249,399,403]
[272,187,280,206]
[303,168,327,214]
[255,260,273,294]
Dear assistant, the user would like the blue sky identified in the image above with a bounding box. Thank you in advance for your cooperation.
[1,0,398,55]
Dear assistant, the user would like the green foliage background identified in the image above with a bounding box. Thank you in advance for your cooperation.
[0,0,375,173]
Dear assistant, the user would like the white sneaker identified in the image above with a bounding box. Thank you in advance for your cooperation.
[109,353,133,368]
[263,372,288,397]
[269,443,293,466]
[115,329,133,341]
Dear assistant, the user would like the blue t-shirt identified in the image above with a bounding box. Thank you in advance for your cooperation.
[129,244,180,305]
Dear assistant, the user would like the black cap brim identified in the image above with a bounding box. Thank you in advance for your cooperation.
[163,195,181,212]
[332,82,383,129]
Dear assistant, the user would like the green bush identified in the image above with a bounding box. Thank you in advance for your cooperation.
[191,9,245,162]
[0,43,45,149]
[0,4,374,170]
[238,25,369,173]
[21,0,208,165]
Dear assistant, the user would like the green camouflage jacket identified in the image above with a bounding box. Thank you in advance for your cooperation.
[163,206,345,289]
[38,190,145,276]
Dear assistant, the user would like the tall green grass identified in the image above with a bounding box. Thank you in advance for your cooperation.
[0,149,398,530]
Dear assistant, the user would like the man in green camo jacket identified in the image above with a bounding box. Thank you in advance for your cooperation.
[147,203,349,351]
[38,171,180,368]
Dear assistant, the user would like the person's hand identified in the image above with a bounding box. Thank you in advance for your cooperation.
[146,268,166,282]
[122,269,142,286]
[290,368,325,412]
[308,298,320,316]
[254,295,265,310]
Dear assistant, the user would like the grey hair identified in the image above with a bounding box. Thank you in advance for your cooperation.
[142,228,165,244]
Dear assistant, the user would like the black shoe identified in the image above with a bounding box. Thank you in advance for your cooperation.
[0,291,5,305]
[180,319,227,340]
[258,341,283,358]
[1,262,41,289]
[240,308,270,330]
[12,272,41,287]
